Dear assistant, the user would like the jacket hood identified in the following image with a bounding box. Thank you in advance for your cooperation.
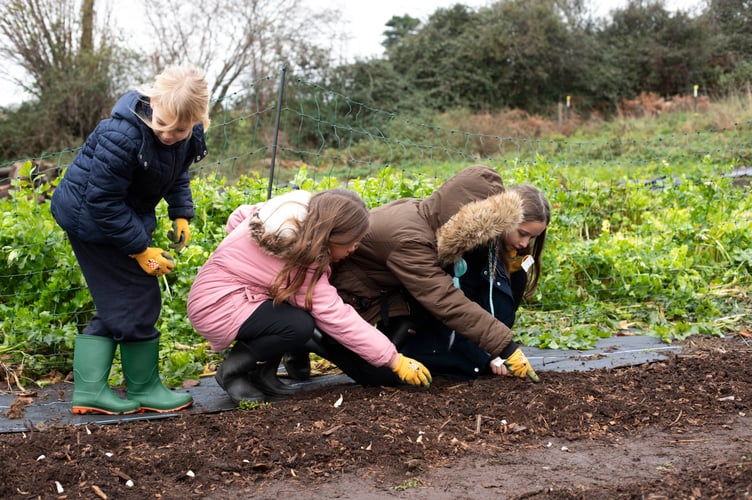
[111,90,144,124]
[258,190,311,237]
[436,189,522,267]
[419,165,505,231]
[249,190,312,255]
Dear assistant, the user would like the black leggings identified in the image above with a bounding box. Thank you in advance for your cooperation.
[313,332,399,387]
[236,300,314,363]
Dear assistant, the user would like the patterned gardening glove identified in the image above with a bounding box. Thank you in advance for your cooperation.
[391,354,432,387]
[130,247,175,276]
[503,348,540,383]
[167,218,191,253]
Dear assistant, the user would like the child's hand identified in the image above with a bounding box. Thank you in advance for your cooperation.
[500,348,540,383]
[491,347,540,382]
[130,247,175,276]
[391,353,432,387]
[167,218,191,253]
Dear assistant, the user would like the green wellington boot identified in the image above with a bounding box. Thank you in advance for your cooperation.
[71,335,141,415]
[120,338,193,413]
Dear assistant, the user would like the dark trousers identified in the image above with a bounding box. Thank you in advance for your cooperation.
[236,301,315,363]
[313,331,399,387]
[401,322,493,380]
[397,249,520,380]
[68,234,161,342]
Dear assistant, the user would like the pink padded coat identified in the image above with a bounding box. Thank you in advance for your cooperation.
[186,203,397,367]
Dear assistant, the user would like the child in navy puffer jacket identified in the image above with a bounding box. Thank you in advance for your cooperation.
[51,65,210,415]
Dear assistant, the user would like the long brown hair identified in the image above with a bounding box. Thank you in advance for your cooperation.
[269,188,369,309]
[509,184,551,299]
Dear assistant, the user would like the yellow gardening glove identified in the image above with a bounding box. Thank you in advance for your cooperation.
[503,348,540,383]
[167,218,191,253]
[391,354,432,388]
[130,247,175,276]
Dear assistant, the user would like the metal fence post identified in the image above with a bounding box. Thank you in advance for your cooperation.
[267,65,288,200]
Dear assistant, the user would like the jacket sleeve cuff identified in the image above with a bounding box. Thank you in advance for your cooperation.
[499,340,519,359]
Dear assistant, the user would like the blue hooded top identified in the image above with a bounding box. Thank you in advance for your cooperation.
[50,90,208,255]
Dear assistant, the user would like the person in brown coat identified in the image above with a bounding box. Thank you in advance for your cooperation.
[287,165,546,385]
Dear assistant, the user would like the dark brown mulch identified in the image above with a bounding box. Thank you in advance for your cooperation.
[1,334,750,499]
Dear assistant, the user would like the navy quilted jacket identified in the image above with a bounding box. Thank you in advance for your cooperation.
[51,91,208,255]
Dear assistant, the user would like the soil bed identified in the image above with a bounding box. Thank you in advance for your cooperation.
[1,335,750,499]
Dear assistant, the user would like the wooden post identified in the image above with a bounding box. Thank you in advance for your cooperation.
[693,85,698,113]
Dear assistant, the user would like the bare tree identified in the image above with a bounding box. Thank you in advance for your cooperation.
[142,0,342,114]
[0,0,80,96]
[0,0,137,157]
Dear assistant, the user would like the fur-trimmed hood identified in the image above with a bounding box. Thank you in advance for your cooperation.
[436,190,522,266]
[248,190,312,256]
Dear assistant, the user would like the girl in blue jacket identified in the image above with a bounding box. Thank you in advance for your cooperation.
[51,65,210,415]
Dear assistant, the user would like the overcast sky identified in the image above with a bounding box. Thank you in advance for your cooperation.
[0,0,701,106]
[308,0,701,60]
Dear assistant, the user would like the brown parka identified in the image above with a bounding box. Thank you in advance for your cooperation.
[331,165,523,357]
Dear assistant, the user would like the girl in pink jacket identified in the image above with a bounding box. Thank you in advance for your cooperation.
[187,188,431,403]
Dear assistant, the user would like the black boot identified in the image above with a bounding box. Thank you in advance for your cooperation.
[282,351,311,380]
[249,356,297,400]
[215,341,265,404]
[306,328,330,358]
